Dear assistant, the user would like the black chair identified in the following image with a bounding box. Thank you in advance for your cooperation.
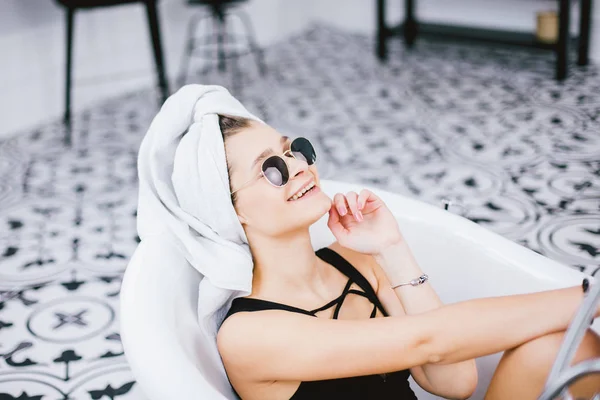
[177,0,266,94]
[54,0,170,146]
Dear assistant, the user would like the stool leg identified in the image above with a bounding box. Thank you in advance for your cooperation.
[216,12,226,73]
[64,7,75,147]
[225,15,242,95]
[177,13,205,87]
[201,12,216,75]
[236,9,267,76]
[145,0,169,102]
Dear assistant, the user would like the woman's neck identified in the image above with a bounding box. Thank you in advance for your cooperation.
[248,228,330,301]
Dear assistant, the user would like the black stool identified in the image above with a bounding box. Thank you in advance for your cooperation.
[177,0,266,94]
[55,0,170,146]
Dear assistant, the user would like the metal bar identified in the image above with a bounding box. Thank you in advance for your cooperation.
[538,277,600,400]
[538,359,600,400]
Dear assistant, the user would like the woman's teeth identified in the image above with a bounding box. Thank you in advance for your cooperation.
[289,182,316,201]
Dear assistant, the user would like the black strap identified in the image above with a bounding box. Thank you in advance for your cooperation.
[310,278,353,314]
[226,297,315,318]
[315,247,388,316]
[223,247,388,321]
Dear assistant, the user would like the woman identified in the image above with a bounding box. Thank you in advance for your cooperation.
[215,114,600,400]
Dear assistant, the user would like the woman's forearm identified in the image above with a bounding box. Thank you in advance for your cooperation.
[373,241,598,363]
[426,284,599,365]
[373,241,443,315]
[374,241,478,395]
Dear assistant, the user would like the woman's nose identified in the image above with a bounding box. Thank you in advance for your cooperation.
[287,155,310,179]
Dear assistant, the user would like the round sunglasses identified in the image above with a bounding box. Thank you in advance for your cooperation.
[230,137,316,195]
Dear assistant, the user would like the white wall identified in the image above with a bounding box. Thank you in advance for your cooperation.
[1,0,598,140]
[0,0,311,139]
[313,0,598,45]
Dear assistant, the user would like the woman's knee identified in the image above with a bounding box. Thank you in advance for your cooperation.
[508,329,600,395]
[508,329,600,369]
[485,330,600,400]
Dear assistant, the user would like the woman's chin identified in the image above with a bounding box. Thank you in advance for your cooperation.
[312,192,334,220]
[285,186,332,222]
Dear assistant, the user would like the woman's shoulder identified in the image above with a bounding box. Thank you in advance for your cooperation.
[324,241,380,294]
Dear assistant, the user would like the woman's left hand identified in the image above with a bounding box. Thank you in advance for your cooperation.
[327,189,404,255]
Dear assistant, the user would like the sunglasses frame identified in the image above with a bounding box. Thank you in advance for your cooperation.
[230,137,316,195]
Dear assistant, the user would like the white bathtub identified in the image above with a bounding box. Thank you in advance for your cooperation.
[120,178,599,400]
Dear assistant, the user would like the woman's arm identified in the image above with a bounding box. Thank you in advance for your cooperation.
[318,188,594,399]
[372,241,479,399]
[370,242,478,399]
[217,284,598,397]
[373,241,446,315]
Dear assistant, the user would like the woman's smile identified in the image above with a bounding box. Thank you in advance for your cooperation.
[287,184,321,202]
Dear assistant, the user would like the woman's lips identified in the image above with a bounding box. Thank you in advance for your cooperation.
[288,185,321,202]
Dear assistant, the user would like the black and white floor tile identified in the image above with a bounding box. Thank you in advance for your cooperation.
[1,23,599,399]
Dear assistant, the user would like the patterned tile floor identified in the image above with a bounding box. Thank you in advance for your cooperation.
[0,23,599,399]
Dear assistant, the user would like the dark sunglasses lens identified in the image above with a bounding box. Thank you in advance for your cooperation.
[262,156,289,186]
[291,137,316,165]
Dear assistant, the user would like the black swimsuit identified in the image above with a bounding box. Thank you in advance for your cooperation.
[222,247,418,400]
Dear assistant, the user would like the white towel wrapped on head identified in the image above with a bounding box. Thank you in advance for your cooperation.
[136,84,264,398]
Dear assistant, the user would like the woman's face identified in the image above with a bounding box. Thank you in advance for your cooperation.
[226,121,332,236]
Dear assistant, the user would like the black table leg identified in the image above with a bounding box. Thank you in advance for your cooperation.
[577,0,592,66]
[376,0,388,61]
[557,0,570,81]
[403,0,417,47]
[145,0,169,103]
[64,7,75,147]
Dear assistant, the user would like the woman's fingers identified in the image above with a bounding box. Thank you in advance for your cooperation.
[327,205,348,238]
[332,192,365,222]
[358,189,383,213]
[345,191,363,222]
[357,189,371,211]
[333,193,347,216]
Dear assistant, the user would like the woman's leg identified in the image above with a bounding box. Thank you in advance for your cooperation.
[484,329,600,400]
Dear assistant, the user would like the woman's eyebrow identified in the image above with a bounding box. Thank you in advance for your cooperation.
[250,136,290,169]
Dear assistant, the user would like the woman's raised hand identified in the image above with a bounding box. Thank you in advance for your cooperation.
[327,189,404,255]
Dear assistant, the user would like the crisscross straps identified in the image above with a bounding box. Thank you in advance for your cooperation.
[222,247,388,322]
[315,247,388,317]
